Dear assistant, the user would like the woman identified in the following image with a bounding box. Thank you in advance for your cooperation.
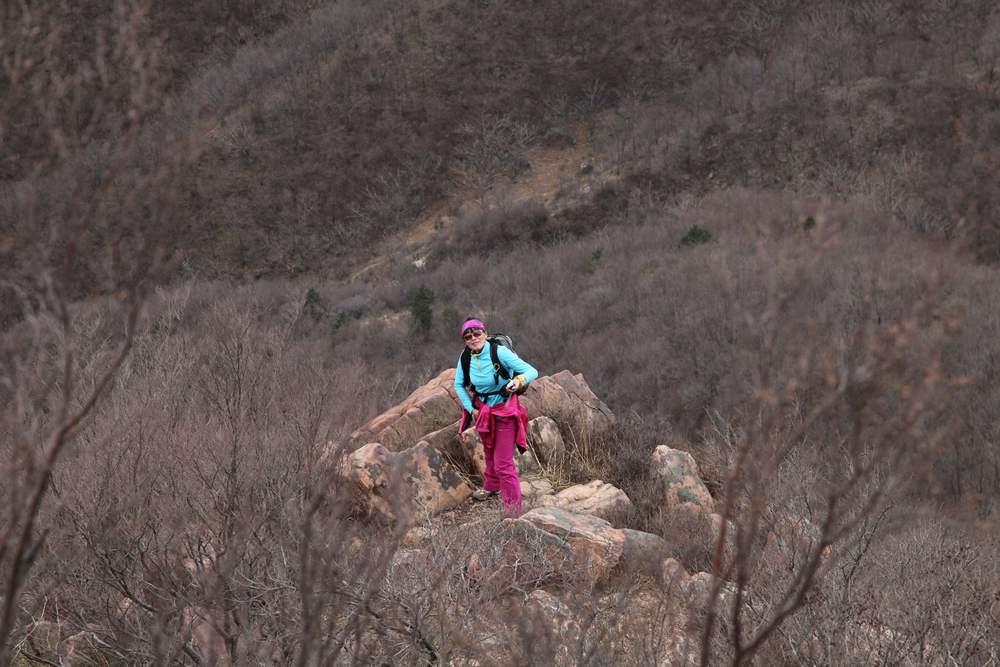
[454,318,538,516]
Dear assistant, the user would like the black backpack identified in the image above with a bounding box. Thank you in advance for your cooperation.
[460,333,528,399]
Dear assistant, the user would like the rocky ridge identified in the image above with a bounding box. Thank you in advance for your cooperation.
[330,368,729,663]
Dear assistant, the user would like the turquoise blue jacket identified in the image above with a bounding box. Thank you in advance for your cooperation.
[454,341,539,413]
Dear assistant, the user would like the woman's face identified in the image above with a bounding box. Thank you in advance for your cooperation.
[463,328,486,353]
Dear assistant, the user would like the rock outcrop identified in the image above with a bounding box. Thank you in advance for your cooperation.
[338,369,613,521]
[620,529,671,577]
[536,480,633,519]
[651,445,715,514]
[467,507,678,592]
[521,477,555,499]
[346,369,613,455]
[516,507,627,585]
[344,440,472,522]
[453,425,486,475]
[348,368,459,451]
[520,371,615,439]
[527,415,566,464]
[523,590,581,661]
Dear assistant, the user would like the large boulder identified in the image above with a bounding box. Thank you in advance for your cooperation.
[651,445,715,514]
[462,517,577,595]
[527,416,566,464]
[520,371,615,439]
[451,425,542,477]
[518,507,626,584]
[620,529,670,577]
[346,369,614,456]
[521,590,581,662]
[536,480,633,520]
[422,421,461,456]
[660,557,692,589]
[455,426,486,475]
[348,368,460,451]
[465,509,693,604]
[516,447,542,475]
[687,571,739,613]
[464,508,627,593]
[521,477,555,500]
[344,441,472,522]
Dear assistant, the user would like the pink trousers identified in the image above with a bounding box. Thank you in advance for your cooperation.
[482,415,522,515]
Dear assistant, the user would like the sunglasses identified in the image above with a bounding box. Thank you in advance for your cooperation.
[462,329,485,341]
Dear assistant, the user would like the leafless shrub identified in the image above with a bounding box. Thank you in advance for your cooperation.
[692,233,961,666]
[444,194,549,257]
[346,155,444,245]
[0,0,200,659]
[452,114,539,193]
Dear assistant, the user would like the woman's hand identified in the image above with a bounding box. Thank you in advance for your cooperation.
[505,377,522,393]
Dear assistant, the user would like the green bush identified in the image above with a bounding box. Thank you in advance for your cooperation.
[407,286,436,338]
[679,225,714,247]
[585,247,605,274]
[304,287,325,322]
[331,310,350,334]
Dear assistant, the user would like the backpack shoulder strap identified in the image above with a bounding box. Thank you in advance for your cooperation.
[461,348,472,388]
[490,341,511,381]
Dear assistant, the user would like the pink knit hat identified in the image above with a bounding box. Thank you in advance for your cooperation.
[460,318,486,335]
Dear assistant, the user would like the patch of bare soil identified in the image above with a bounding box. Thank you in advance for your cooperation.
[348,121,604,282]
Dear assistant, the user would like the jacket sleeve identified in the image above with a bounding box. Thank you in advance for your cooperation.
[497,346,538,386]
[454,355,474,413]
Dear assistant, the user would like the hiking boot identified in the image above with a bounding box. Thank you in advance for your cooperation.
[471,488,499,501]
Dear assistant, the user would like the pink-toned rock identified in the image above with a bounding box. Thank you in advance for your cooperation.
[687,571,738,610]
[651,446,715,514]
[422,421,461,456]
[349,368,461,451]
[347,369,614,457]
[521,477,555,499]
[516,447,541,475]
[462,516,576,594]
[660,557,692,589]
[523,590,580,655]
[451,428,540,477]
[536,480,633,520]
[344,440,472,522]
[527,416,565,464]
[402,441,473,514]
[619,528,670,576]
[346,442,391,498]
[462,509,624,594]
[520,371,615,439]
[457,426,486,475]
[518,507,626,583]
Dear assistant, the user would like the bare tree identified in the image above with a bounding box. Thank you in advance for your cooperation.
[698,233,959,666]
[0,0,196,659]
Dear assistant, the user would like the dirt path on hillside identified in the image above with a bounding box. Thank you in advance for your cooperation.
[346,122,601,282]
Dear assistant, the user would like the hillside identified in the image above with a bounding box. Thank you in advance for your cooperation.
[2,0,1000,664]
[4,0,1000,290]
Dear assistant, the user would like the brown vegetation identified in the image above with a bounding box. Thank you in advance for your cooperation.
[3,0,1000,664]
[7,0,1000,287]
[4,188,999,663]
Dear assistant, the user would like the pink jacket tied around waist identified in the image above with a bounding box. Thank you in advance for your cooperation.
[460,394,529,454]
